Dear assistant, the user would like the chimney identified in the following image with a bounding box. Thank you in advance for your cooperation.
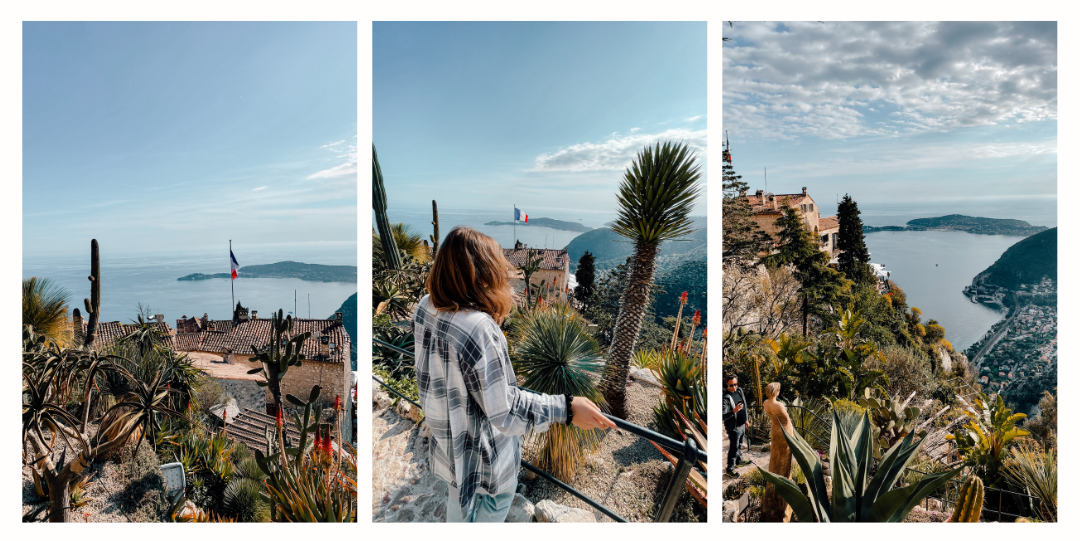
[154,313,164,323]
[739,188,747,197]
[335,311,343,321]
[201,313,209,329]
[514,240,522,250]
[251,310,258,319]
[802,186,808,196]
[755,189,764,198]
[769,194,777,210]
[73,308,84,345]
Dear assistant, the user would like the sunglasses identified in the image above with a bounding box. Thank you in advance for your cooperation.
[727,382,738,387]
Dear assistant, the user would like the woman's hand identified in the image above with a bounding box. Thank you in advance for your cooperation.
[570,397,618,431]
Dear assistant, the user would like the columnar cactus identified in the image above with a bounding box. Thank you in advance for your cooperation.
[83,239,101,347]
[372,144,402,270]
[430,199,440,255]
[950,476,984,522]
[247,309,311,417]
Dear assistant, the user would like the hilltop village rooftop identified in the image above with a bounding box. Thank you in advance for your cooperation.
[74,303,352,406]
[503,241,572,303]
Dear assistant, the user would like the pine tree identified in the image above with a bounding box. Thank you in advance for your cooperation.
[722,147,771,267]
[836,194,875,284]
[763,206,850,336]
[574,250,596,309]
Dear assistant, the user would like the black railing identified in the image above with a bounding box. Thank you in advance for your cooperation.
[740,401,1044,522]
[372,338,706,522]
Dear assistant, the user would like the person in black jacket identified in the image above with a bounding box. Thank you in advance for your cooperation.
[723,373,752,476]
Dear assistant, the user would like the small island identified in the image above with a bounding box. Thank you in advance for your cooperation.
[864,214,1048,236]
[483,217,592,232]
[178,261,357,283]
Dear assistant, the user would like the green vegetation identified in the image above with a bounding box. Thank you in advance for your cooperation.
[573,251,596,309]
[333,293,357,369]
[178,261,357,283]
[836,194,874,285]
[22,277,73,347]
[566,216,706,272]
[598,141,702,419]
[976,227,1057,289]
[864,215,1048,236]
[484,216,593,232]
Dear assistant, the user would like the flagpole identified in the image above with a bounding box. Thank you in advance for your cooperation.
[230,240,234,314]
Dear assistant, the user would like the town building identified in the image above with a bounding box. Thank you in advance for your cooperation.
[740,187,841,259]
[504,241,571,304]
[174,303,352,414]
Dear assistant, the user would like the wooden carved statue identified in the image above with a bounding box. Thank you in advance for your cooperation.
[760,382,793,522]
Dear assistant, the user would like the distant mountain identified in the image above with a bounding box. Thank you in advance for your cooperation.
[864,215,1047,236]
[333,292,358,370]
[178,261,357,283]
[976,228,1057,289]
[483,217,592,232]
[567,216,707,271]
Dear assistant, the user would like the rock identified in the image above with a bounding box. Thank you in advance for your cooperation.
[534,500,597,523]
[505,494,536,522]
[524,469,538,481]
[395,400,423,423]
[373,381,393,409]
[760,443,771,453]
[723,499,739,522]
[629,366,661,388]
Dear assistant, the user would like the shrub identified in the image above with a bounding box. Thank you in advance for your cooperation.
[113,441,170,522]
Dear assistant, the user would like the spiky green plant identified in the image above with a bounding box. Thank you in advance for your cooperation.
[1001,440,1056,522]
[949,475,983,522]
[651,348,706,441]
[946,392,1029,486]
[22,277,72,347]
[600,141,702,418]
[858,387,925,459]
[512,304,606,482]
[372,144,402,271]
[246,309,311,416]
[757,410,962,522]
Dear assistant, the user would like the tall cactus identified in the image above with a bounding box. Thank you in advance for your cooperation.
[372,144,402,270]
[950,475,984,522]
[430,199,440,255]
[83,239,101,347]
[247,309,311,416]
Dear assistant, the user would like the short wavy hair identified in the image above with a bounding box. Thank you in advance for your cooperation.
[426,226,514,324]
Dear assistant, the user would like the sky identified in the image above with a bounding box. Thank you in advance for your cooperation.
[23,22,358,258]
[723,21,1057,220]
[373,22,707,225]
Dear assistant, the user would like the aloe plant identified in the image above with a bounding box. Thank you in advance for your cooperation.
[757,409,961,522]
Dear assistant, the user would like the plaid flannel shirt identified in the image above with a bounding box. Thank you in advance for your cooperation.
[413,295,567,519]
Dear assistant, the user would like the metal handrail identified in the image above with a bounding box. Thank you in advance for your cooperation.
[372,338,705,522]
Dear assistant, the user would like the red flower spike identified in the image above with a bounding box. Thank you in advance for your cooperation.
[222,410,227,424]
[334,395,342,412]
[680,291,688,304]
[703,326,708,338]
[276,408,283,429]
[693,310,701,325]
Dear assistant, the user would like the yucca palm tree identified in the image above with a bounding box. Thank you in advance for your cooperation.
[23,277,72,347]
[512,303,606,482]
[599,141,701,418]
[372,223,431,263]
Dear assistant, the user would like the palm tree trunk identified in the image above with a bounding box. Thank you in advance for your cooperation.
[47,471,72,522]
[600,242,659,419]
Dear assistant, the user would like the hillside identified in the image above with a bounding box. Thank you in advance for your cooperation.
[653,257,707,325]
[976,227,1057,289]
[333,292,358,370]
[178,261,357,283]
[483,217,592,232]
[567,216,707,271]
[864,214,1047,236]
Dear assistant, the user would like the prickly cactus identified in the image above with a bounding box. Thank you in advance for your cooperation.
[247,309,311,415]
[858,387,925,457]
[950,475,983,522]
[430,199,440,255]
[372,144,403,270]
[83,239,101,347]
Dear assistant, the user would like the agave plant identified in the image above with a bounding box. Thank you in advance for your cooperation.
[650,348,706,441]
[757,409,962,522]
[512,304,606,482]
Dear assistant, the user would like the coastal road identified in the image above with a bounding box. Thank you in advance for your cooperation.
[969,302,1022,371]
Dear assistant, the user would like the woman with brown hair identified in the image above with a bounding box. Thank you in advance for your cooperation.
[414,226,616,522]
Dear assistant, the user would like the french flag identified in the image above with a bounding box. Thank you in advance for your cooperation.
[515,208,528,223]
[230,250,240,280]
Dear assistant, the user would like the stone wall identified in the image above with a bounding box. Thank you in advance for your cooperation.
[235,354,349,407]
[510,267,571,302]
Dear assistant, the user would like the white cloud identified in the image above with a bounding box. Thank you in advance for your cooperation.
[530,128,707,172]
[253,186,268,192]
[307,142,358,180]
[685,115,702,122]
[630,127,640,133]
[724,22,1056,140]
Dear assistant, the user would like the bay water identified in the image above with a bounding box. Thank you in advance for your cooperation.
[23,243,357,325]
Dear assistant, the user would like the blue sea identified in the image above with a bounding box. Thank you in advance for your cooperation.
[22,243,357,325]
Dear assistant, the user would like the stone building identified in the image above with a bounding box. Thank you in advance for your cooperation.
[72,313,174,350]
[503,241,571,304]
[740,187,841,259]
[174,303,352,413]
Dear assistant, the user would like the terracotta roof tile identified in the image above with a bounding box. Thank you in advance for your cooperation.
[819,216,840,231]
[502,248,569,271]
[175,317,351,364]
[743,193,809,213]
[79,320,175,350]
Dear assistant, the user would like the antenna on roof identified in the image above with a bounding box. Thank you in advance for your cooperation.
[764,166,767,194]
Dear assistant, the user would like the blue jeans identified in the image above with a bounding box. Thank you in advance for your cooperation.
[446,484,516,522]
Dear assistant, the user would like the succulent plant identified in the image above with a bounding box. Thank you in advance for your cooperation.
[857,387,925,458]
[949,475,983,522]
[757,409,962,522]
